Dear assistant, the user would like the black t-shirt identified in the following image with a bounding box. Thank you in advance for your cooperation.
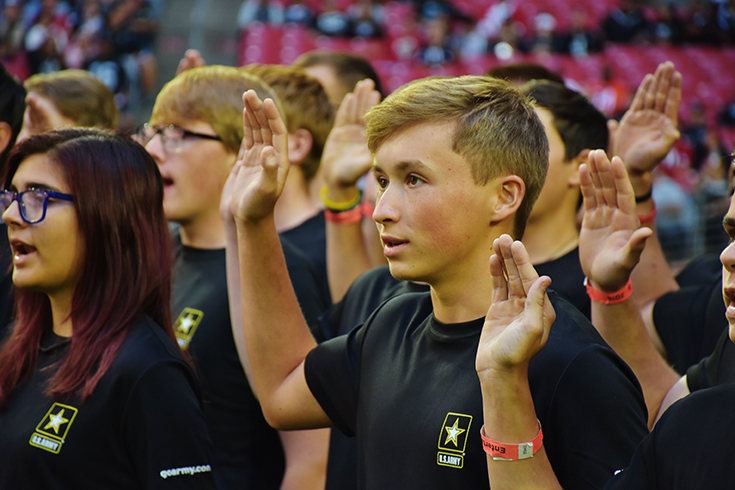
[0,227,14,330]
[0,315,216,489]
[686,328,735,391]
[654,275,726,375]
[305,291,648,489]
[279,210,329,291]
[604,383,735,489]
[535,247,590,320]
[172,237,330,489]
[319,265,428,490]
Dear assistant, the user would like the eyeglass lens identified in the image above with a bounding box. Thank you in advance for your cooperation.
[1,190,46,223]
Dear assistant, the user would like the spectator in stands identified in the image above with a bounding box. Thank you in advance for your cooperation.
[63,0,105,70]
[415,14,456,65]
[284,0,315,27]
[602,0,650,43]
[0,0,25,63]
[238,0,285,28]
[19,69,118,141]
[557,6,603,56]
[315,0,352,37]
[24,0,71,74]
[347,0,384,38]
[650,4,684,45]
[524,12,560,55]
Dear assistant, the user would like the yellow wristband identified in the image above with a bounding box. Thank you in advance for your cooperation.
[319,185,361,212]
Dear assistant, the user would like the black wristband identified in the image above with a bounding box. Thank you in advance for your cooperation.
[635,190,653,203]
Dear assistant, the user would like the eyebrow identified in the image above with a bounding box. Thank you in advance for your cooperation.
[372,159,431,175]
[723,216,735,229]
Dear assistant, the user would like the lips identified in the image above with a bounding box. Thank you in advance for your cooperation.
[9,239,37,263]
[724,286,735,320]
[381,235,408,257]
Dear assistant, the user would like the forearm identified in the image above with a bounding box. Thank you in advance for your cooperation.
[236,215,319,418]
[630,192,678,307]
[278,429,329,490]
[326,219,373,302]
[591,298,680,428]
[224,220,256,390]
[480,368,561,490]
[324,185,373,302]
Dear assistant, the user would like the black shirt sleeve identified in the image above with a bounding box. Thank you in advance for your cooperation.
[122,360,217,489]
[653,279,726,374]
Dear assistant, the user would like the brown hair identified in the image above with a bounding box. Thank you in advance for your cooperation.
[365,76,548,238]
[242,64,334,183]
[150,65,283,154]
[293,50,385,98]
[24,69,118,129]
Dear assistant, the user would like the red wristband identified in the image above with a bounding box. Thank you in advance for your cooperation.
[361,200,375,218]
[324,206,362,225]
[638,203,657,225]
[480,420,543,461]
[584,277,633,305]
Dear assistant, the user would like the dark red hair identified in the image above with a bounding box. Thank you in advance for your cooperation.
[0,128,173,405]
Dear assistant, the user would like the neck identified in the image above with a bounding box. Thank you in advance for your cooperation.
[49,291,73,337]
[179,209,227,249]
[523,211,580,265]
[274,170,321,233]
[428,231,503,324]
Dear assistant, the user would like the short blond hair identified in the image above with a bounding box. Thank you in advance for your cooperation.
[365,76,548,239]
[24,69,118,129]
[151,65,283,154]
[242,64,334,183]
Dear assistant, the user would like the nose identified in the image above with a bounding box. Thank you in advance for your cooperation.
[372,185,400,225]
[2,199,24,227]
[721,239,735,273]
[145,133,166,164]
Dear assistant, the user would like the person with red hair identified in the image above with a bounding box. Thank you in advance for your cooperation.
[0,129,216,489]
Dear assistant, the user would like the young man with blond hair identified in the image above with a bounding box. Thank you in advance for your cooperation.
[228,75,648,488]
[140,65,330,490]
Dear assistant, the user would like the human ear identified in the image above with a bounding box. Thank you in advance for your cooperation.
[287,129,313,166]
[491,175,525,224]
[568,148,591,187]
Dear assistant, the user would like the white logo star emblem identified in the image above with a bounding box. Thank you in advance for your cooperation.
[179,315,194,334]
[44,409,69,434]
[444,419,465,447]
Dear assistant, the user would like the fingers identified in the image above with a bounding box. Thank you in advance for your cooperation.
[592,150,618,208]
[579,163,598,212]
[489,253,508,304]
[610,156,636,214]
[664,70,682,128]
[334,79,379,128]
[651,61,671,113]
[494,235,526,298]
[334,92,355,128]
[630,73,652,113]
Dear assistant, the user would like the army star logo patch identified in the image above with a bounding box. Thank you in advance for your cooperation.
[436,413,472,469]
[174,308,204,349]
[29,403,79,454]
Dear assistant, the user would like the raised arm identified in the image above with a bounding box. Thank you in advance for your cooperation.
[578,150,683,427]
[610,61,682,314]
[321,79,382,302]
[476,235,560,489]
[231,90,331,430]
[222,101,331,490]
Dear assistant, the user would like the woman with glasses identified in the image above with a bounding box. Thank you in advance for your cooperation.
[0,129,217,488]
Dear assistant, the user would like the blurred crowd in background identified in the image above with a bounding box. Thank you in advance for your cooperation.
[2,0,735,265]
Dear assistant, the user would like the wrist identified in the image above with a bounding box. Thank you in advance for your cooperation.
[584,277,633,304]
[320,184,361,211]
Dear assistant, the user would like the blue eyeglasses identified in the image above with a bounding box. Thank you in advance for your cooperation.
[0,188,74,224]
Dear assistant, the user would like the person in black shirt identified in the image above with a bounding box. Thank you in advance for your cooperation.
[140,65,330,489]
[228,76,649,489]
[0,129,216,489]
